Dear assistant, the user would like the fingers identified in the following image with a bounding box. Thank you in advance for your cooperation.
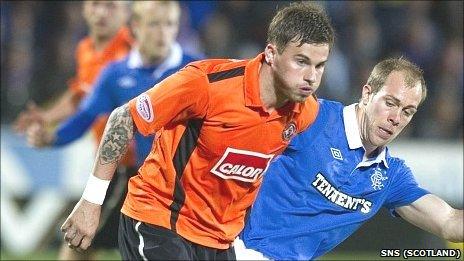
[61,200,100,251]
[64,227,78,242]
[61,220,71,231]
[13,101,44,133]
[26,121,51,147]
[13,112,32,133]
[79,236,92,251]
[26,122,44,147]
[69,231,84,248]
[64,231,92,251]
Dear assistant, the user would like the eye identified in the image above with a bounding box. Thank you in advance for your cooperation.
[385,100,395,107]
[403,109,415,117]
[316,63,325,70]
[296,59,306,66]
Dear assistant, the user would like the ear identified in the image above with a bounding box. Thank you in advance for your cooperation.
[130,19,139,38]
[264,44,277,65]
[361,85,372,105]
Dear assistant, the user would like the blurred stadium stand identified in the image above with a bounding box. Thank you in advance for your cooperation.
[1,1,462,258]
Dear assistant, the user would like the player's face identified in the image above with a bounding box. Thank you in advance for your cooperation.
[360,71,422,149]
[83,1,127,39]
[133,3,180,63]
[268,41,329,103]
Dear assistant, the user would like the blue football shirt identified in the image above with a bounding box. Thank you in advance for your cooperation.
[54,43,198,166]
[240,99,429,260]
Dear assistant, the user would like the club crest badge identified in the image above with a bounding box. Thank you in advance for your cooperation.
[370,168,388,190]
[282,122,297,141]
[136,93,154,122]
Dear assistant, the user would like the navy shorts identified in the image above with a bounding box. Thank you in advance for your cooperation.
[118,214,236,260]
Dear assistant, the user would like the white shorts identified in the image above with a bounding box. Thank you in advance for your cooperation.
[233,238,269,260]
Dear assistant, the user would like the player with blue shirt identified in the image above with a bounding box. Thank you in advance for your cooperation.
[236,57,463,260]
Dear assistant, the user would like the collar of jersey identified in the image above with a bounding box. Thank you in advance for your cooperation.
[343,103,389,169]
[244,52,301,114]
[127,42,183,79]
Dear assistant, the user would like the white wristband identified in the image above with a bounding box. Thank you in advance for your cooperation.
[82,175,111,205]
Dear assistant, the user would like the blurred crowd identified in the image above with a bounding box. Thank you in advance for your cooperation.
[1,1,462,139]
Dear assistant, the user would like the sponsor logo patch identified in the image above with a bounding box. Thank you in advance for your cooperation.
[210,147,274,183]
[135,93,154,122]
[282,121,297,141]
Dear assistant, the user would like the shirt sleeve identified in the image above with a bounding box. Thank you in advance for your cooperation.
[53,65,116,146]
[78,65,116,114]
[383,161,430,216]
[128,65,209,136]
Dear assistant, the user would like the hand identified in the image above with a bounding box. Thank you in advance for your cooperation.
[61,198,101,251]
[13,101,45,133]
[25,121,54,147]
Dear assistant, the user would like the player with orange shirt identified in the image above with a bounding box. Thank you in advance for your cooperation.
[61,2,335,260]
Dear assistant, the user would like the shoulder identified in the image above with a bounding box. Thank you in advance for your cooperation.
[291,99,345,146]
[100,58,128,76]
[318,98,344,114]
[303,98,344,127]
[181,53,201,65]
[75,37,92,58]
[386,154,408,171]
[185,58,248,75]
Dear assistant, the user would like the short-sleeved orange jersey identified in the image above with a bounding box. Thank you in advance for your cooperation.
[68,27,134,165]
[122,53,320,249]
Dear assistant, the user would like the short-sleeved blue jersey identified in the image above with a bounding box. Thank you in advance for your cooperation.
[240,99,429,260]
[54,43,198,166]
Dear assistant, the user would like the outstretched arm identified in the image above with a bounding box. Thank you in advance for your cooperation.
[396,194,463,242]
[60,104,134,251]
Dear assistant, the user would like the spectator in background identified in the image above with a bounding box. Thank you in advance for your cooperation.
[13,1,133,260]
[25,2,198,260]
[27,0,197,173]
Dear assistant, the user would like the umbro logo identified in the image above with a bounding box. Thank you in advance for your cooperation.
[330,148,343,160]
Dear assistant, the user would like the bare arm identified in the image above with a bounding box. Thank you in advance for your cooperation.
[60,104,134,251]
[396,194,463,242]
[14,90,79,133]
[41,89,80,124]
[92,103,134,179]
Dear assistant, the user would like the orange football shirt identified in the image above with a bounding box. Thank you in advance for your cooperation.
[122,53,320,249]
[68,27,134,165]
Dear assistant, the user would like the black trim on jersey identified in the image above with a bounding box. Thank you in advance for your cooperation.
[207,66,245,83]
[169,119,203,232]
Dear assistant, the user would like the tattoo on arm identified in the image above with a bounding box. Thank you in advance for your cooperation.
[98,105,134,165]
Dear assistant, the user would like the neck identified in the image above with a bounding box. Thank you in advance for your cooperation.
[139,46,168,67]
[90,32,113,51]
[355,104,378,157]
[259,62,288,112]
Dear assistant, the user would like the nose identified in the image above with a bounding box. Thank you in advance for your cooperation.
[94,3,110,17]
[388,109,400,126]
[304,66,316,84]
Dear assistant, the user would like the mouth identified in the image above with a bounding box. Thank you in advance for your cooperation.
[378,126,393,139]
[299,86,314,96]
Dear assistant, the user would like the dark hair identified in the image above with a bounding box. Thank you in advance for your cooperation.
[367,57,427,105]
[267,2,334,53]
